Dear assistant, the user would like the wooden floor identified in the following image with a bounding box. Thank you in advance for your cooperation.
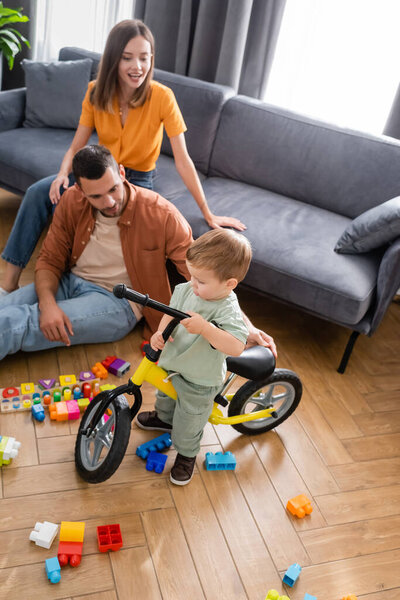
[0,188,399,600]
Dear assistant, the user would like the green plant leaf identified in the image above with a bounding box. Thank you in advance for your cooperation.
[5,26,30,47]
[0,14,29,27]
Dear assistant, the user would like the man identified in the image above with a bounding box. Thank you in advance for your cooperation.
[0,145,276,360]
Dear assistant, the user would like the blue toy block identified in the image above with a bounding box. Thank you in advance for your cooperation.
[283,562,302,587]
[32,404,45,422]
[303,594,317,600]
[45,556,61,583]
[205,451,236,471]
[146,451,168,473]
[136,433,172,459]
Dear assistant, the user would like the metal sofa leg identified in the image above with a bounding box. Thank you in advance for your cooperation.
[337,331,360,374]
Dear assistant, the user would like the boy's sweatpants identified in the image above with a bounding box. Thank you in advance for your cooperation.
[155,373,220,457]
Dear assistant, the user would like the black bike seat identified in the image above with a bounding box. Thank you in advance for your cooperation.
[226,346,275,381]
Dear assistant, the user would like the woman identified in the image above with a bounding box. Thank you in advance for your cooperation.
[0,19,245,295]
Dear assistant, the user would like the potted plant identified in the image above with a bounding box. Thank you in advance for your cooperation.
[0,1,30,84]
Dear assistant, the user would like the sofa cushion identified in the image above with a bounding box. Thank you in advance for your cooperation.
[59,46,100,80]
[153,154,206,202]
[210,96,400,218]
[169,178,382,326]
[22,58,92,129]
[0,128,98,194]
[153,69,234,174]
[335,196,400,254]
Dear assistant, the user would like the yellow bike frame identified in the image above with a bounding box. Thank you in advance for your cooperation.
[130,356,278,427]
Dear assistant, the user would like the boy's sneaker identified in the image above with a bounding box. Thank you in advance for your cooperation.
[170,453,196,486]
[136,410,172,432]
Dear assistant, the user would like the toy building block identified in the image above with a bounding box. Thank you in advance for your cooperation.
[100,383,116,392]
[30,521,59,549]
[66,400,80,420]
[38,378,56,390]
[265,592,290,600]
[286,494,313,518]
[2,386,19,398]
[63,388,72,401]
[108,358,131,377]
[32,404,45,422]
[80,370,96,381]
[341,596,358,600]
[49,401,68,422]
[101,355,117,370]
[283,563,302,587]
[78,397,90,411]
[45,556,61,583]
[60,520,85,543]
[21,382,35,394]
[146,451,168,473]
[136,433,172,459]
[59,374,77,387]
[81,382,92,398]
[0,436,21,465]
[58,540,83,567]
[304,594,317,600]
[97,524,123,552]
[205,451,236,471]
[91,362,108,379]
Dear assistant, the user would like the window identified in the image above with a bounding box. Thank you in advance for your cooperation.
[265,0,400,134]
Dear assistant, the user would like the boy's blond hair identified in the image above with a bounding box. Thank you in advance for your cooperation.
[186,229,252,282]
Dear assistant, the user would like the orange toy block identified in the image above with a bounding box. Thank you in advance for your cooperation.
[60,521,85,543]
[58,540,83,567]
[91,362,108,379]
[342,596,358,600]
[49,401,69,421]
[286,494,313,518]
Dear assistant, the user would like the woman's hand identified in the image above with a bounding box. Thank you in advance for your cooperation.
[49,174,70,205]
[246,326,277,358]
[207,213,246,231]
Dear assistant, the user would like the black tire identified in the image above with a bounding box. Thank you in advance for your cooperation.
[227,369,302,435]
[75,394,132,483]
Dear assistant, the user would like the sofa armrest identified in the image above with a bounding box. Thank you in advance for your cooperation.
[0,88,26,132]
[368,237,400,335]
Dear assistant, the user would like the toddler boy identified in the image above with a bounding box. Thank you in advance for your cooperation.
[136,229,251,485]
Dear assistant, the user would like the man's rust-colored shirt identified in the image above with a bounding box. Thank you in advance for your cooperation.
[35,181,192,336]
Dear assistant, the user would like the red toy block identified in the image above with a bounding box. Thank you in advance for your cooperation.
[140,340,150,356]
[82,382,92,398]
[91,362,108,379]
[287,494,313,518]
[97,524,123,552]
[101,355,117,370]
[57,540,83,567]
[2,386,19,398]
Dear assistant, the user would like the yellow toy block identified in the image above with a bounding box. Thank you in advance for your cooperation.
[60,521,85,542]
[77,397,90,411]
[59,374,77,387]
[21,382,35,394]
[49,401,68,421]
[99,384,116,392]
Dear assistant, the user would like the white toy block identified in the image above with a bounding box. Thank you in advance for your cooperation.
[29,521,59,549]
[3,437,21,460]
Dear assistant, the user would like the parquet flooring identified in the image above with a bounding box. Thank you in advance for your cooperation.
[0,188,399,599]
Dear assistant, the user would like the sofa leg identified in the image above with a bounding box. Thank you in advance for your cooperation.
[337,331,360,374]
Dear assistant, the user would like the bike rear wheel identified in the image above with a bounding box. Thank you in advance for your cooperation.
[227,369,302,435]
[75,394,132,483]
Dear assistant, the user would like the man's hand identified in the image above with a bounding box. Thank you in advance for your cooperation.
[181,311,207,335]
[39,303,74,346]
[246,325,277,358]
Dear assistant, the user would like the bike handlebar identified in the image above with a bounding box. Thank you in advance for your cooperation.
[113,284,190,321]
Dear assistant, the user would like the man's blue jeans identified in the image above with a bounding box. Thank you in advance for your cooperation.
[1,169,155,268]
[0,274,137,360]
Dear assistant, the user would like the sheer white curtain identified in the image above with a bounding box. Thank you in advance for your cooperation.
[33,0,134,61]
[265,0,400,134]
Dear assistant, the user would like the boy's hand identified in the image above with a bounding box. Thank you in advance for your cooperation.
[181,311,207,335]
[150,331,174,351]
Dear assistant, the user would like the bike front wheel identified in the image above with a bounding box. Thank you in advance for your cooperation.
[75,394,132,483]
[227,369,302,435]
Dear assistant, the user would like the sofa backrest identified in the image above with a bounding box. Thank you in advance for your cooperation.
[209,96,400,218]
[59,47,234,174]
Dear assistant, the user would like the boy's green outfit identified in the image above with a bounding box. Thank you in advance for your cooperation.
[155,282,248,458]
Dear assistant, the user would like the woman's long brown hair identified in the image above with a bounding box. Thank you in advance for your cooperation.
[90,19,155,112]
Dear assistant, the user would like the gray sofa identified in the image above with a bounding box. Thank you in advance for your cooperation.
[1,47,400,372]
